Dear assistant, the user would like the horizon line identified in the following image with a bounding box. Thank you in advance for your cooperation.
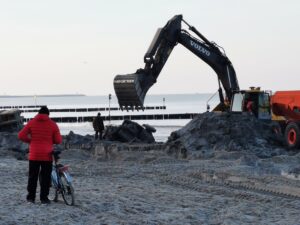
[0,93,216,98]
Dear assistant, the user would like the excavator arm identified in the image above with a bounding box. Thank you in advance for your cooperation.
[114,15,239,110]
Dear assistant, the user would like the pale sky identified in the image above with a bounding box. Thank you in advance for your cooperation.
[0,0,299,95]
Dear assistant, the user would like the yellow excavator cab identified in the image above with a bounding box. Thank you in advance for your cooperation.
[230,89,271,120]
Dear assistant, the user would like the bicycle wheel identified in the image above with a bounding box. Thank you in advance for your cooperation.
[60,173,75,206]
[48,184,58,202]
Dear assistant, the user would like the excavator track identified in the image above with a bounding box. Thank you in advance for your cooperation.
[158,171,300,200]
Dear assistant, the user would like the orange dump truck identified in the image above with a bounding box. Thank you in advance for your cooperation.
[271,91,300,149]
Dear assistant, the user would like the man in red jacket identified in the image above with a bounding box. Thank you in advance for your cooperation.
[18,106,62,204]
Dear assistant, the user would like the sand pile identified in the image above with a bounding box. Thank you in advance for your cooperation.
[166,112,286,159]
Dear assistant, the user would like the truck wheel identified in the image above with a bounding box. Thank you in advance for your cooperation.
[284,122,300,149]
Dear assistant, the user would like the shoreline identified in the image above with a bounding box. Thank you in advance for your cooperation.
[0,94,86,98]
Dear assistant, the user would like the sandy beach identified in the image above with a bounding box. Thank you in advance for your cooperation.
[0,144,299,225]
[1,1,300,224]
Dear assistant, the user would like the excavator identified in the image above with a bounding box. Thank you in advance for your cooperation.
[114,15,239,111]
[113,15,300,149]
[114,15,270,117]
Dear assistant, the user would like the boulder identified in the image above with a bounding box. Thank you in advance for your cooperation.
[0,132,28,153]
[64,131,95,150]
[104,120,155,143]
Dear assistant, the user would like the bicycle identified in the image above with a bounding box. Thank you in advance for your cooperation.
[49,150,75,206]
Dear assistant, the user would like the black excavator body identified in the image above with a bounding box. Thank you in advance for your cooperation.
[113,15,239,110]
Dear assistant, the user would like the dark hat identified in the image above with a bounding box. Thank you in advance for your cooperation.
[39,106,50,115]
[97,112,101,116]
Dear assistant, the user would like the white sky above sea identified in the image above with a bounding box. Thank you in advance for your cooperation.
[0,0,299,96]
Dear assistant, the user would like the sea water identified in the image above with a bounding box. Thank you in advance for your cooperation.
[0,94,219,142]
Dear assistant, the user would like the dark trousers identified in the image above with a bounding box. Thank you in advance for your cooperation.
[95,130,103,140]
[27,160,52,201]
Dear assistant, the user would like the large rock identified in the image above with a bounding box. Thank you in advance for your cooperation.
[0,132,28,153]
[64,131,95,150]
[104,120,155,143]
[0,109,24,132]
[0,132,28,160]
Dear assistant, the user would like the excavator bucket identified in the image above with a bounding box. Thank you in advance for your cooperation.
[114,72,154,110]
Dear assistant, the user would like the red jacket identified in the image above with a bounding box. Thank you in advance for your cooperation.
[18,114,62,161]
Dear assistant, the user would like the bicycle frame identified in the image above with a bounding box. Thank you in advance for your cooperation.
[50,151,75,206]
[51,164,72,189]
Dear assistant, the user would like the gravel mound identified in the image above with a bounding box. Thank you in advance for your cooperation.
[166,112,286,159]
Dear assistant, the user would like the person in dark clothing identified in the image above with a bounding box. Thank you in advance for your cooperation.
[18,106,62,204]
[93,113,104,140]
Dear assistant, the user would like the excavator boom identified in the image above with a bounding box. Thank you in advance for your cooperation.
[114,15,239,110]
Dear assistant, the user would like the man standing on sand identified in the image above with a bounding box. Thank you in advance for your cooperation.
[18,106,62,204]
[93,112,104,140]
